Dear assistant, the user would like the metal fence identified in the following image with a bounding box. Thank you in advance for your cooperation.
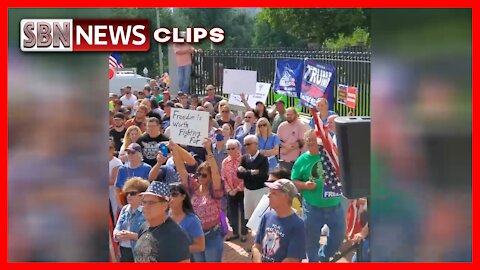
[190,47,370,116]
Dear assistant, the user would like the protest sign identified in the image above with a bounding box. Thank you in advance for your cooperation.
[246,194,271,231]
[337,84,348,105]
[273,59,304,98]
[222,69,257,95]
[345,86,358,109]
[228,82,271,108]
[170,108,209,147]
[300,60,335,109]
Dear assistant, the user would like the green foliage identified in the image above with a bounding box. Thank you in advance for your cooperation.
[260,8,369,46]
[324,27,370,49]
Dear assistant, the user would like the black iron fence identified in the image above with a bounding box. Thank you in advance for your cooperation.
[191,47,370,116]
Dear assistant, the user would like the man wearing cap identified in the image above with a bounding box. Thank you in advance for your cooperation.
[203,85,224,110]
[120,85,137,111]
[176,91,190,109]
[134,181,191,262]
[271,99,287,134]
[251,179,306,262]
[110,112,126,152]
[115,143,152,207]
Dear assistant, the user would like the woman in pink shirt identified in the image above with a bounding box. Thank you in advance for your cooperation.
[171,138,224,262]
[221,139,247,242]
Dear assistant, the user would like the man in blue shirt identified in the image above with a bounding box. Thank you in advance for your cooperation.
[252,179,306,262]
[234,111,257,154]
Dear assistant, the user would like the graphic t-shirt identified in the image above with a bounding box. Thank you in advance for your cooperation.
[291,151,342,208]
[109,128,126,151]
[136,134,169,166]
[255,211,306,262]
[134,218,190,262]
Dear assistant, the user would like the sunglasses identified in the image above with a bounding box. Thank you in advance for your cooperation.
[196,172,209,178]
[127,151,138,155]
[222,111,229,113]
[125,191,140,196]
[258,124,267,127]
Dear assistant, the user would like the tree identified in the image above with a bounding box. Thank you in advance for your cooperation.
[260,8,369,46]
[252,10,307,48]
[112,8,174,76]
[172,8,254,48]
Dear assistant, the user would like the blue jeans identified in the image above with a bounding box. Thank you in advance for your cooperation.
[192,227,224,262]
[177,65,192,94]
[302,200,346,262]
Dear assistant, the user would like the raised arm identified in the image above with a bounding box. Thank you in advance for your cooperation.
[148,153,169,182]
[203,138,221,190]
[169,140,190,186]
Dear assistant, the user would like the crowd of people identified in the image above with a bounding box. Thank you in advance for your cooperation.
[109,82,369,262]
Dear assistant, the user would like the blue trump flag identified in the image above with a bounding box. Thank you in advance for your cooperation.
[273,59,304,98]
[300,59,335,109]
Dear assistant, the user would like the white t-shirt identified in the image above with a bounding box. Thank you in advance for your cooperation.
[120,94,137,109]
[109,157,123,184]
[153,108,165,118]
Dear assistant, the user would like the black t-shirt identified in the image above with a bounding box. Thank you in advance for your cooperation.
[134,218,190,262]
[137,133,169,166]
[109,127,126,151]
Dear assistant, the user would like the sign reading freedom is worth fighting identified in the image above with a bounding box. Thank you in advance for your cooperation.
[170,108,209,147]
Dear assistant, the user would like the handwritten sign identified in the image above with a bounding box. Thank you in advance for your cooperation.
[170,108,209,147]
[228,82,271,108]
[222,69,257,95]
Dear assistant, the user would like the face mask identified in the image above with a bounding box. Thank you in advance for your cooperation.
[215,133,224,142]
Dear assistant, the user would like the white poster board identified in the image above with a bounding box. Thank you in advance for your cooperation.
[246,194,271,231]
[222,69,257,95]
[246,82,271,108]
[228,82,271,109]
[170,108,209,147]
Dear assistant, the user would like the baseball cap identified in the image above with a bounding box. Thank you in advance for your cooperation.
[113,112,125,119]
[177,91,186,97]
[126,143,142,153]
[265,179,298,199]
[141,181,171,200]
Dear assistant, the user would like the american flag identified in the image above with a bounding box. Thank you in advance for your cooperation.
[310,107,340,175]
[310,108,343,197]
[109,53,124,69]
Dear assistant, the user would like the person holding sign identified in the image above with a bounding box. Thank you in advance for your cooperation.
[251,179,306,263]
[291,129,346,263]
[171,138,225,262]
[237,135,269,225]
[256,117,281,172]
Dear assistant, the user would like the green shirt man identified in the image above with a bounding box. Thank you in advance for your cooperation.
[291,151,342,208]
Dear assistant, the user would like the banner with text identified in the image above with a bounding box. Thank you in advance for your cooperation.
[273,59,304,98]
[300,60,335,109]
[170,108,209,147]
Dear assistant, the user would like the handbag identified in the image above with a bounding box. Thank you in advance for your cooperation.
[219,210,229,237]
